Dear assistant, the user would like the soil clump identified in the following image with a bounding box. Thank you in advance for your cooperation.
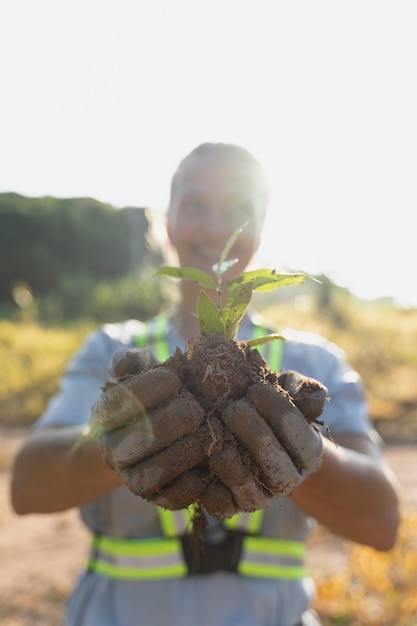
[106,333,327,522]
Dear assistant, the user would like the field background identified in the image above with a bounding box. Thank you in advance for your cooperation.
[1,297,417,625]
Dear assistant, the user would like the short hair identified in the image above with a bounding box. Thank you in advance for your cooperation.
[170,142,271,212]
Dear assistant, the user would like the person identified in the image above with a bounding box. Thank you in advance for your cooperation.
[10,142,400,626]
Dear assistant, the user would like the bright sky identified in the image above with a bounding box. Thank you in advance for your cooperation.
[1,1,416,307]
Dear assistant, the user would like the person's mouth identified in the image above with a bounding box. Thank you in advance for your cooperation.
[196,241,239,260]
[195,247,226,262]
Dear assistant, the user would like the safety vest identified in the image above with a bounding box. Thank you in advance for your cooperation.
[88,314,307,581]
[132,312,283,369]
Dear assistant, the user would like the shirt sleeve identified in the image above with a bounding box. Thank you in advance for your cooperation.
[281,328,372,437]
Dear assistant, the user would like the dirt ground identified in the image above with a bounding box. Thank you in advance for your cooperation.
[0,427,416,626]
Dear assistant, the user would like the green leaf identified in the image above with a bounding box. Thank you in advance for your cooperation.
[216,222,249,278]
[226,270,307,295]
[197,290,225,337]
[155,266,217,290]
[223,280,254,340]
[247,333,287,348]
[154,222,310,343]
[253,273,307,292]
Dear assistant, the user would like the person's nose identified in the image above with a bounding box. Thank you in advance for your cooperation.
[203,205,231,239]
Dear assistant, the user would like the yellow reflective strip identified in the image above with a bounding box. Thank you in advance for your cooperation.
[89,534,308,580]
[239,536,306,580]
[243,536,306,558]
[134,314,170,362]
[267,338,283,372]
[251,324,283,371]
[224,509,263,533]
[223,512,242,530]
[185,504,199,531]
[251,325,267,357]
[154,314,170,362]
[94,535,181,557]
[238,562,307,580]
[157,509,178,538]
[244,509,264,534]
[90,559,187,580]
[89,535,188,579]
[134,325,148,347]
[157,507,194,537]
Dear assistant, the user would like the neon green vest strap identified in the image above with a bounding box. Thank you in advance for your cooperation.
[87,534,187,580]
[158,506,197,537]
[134,313,171,362]
[134,316,283,371]
[87,532,307,580]
[251,324,284,372]
[238,537,307,580]
[157,507,264,536]
[224,509,264,533]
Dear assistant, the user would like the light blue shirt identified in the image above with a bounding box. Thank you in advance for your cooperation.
[35,314,374,626]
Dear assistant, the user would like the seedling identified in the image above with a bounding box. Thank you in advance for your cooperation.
[155,222,311,347]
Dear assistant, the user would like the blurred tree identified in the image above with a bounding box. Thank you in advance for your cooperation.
[0,193,163,304]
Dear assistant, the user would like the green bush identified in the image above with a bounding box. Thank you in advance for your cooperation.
[0,193,163,303]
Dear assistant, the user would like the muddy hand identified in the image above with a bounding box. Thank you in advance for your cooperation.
[220,377,325,500]
[110,347,159,381]
[90,349,205,502]
[277,370,328,423]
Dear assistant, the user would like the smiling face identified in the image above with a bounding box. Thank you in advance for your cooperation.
[167,144,269,280]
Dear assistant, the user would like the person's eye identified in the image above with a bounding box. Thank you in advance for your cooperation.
[184,199,205,212]
[234,201,253,216]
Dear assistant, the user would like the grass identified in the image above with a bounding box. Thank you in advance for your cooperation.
[0,320,93,427]
[312,513,417,625]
